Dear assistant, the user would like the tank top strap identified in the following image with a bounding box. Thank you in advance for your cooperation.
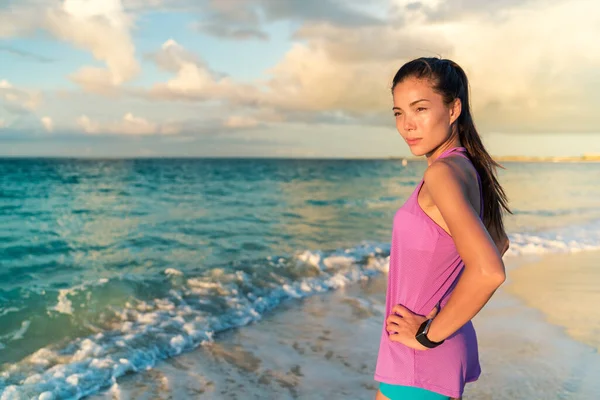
[436,147,484,219]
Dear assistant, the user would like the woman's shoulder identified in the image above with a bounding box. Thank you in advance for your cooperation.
[422,155,480,215]
[423,155,476,191]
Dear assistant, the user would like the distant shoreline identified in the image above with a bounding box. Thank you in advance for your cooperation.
[389,155,600,163]
[494,155,600,163]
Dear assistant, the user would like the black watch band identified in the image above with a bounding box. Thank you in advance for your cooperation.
[415,319,445,348]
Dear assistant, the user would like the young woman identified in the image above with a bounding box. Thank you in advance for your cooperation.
[374,58,511,400]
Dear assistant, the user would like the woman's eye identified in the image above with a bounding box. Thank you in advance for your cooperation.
[394,112,401,117]
[416,107,427,112]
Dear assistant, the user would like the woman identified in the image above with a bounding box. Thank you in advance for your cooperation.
[374,57,511,400]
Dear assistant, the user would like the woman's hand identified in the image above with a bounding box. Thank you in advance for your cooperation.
[386,304,439,350]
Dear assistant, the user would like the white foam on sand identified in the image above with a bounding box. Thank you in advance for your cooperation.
[505,219,600,256]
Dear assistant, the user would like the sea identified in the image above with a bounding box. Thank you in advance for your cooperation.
[1,158,600,399]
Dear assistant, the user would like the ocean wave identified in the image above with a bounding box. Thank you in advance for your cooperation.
[505,219,600,256]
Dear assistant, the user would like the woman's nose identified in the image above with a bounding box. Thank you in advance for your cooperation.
[403,115,416,132]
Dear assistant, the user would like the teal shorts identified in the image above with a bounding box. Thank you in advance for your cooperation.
[379,383,450,399]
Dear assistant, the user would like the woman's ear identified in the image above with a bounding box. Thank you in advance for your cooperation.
[449,98,462,125]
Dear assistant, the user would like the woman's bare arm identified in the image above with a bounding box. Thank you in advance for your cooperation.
[421,160,506,343]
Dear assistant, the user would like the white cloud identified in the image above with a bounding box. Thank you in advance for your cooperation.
[148,39,259,103]
[76,115,98,133]
[443,0,600,132]
[1,0,139,93]
[77,113,180,135]
[152,39,204,73]
[251,0,600,132]
[0,118,5,128]
[41,116,53,132]
[53,0,139,92]
[0,80,42,113]
[224,115,260,128]
[0,7,41,38]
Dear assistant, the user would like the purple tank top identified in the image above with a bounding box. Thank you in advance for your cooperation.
[374,147,482,399]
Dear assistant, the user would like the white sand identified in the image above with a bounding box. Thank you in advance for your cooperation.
[505,250,600,352]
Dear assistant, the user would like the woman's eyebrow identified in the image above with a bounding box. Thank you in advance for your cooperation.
[410,99,430,106]
[392,99,430,110]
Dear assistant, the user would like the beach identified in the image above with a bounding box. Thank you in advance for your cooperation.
[87,275,387,400]
[86,251,600,399]
[505,250,600,353]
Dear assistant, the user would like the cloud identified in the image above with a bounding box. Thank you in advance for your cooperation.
[391,0,563,23]
[444,0,600,133]
[77,112,180,135]
[239,0,600,133]
[41,116,53,132]
[53,0,139,92]
[194,23,268,41]
[143,38,391,124]
[192,0,267,40]
[0,5,41,37]
[0,0,139,93]
[258,0,384,26]
[146,39,260,102]
[193,0,385,40]
[292,23,452,63]
[142,23,447,125]
[223,115,260,128]
[0,80,42,114]
[3,0,600,136]
[253,23,453,117]
[148,39,206,73]
[0,118,4,128]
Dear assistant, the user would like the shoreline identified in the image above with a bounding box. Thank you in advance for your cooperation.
[86,251,600,399]
[87,276,388,400]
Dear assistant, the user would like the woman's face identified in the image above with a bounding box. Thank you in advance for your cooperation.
[392,77,460,157]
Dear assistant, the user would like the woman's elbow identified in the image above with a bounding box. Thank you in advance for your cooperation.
[475,260,506,288]
[491,270,506,287]
[483,267,506,288]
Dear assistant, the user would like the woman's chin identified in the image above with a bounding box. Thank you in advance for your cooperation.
[408,146,427,157]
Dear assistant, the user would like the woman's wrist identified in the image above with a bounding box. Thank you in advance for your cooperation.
[426,318,446,343]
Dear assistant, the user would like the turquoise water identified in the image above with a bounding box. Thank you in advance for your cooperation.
[1,158,600,399]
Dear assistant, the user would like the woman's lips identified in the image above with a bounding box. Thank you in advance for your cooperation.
[406,138,422,146]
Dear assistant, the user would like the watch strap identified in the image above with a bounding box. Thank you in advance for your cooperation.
[415,319,445,348]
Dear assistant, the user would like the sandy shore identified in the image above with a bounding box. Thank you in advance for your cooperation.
[505,250,600,353]
[87,252,600,399]
[87,277,388,400]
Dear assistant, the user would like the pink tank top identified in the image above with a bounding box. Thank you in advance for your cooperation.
[374,147,482,399]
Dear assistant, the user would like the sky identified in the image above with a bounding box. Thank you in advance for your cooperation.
[0,0,599,158]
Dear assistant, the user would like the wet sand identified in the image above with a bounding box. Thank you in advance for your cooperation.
[88,253,600,399]
[87,277,388,400]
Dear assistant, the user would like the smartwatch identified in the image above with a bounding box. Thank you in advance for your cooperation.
[415,319,445,348]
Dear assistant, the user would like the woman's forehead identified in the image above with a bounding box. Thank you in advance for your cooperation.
[393,78,440,103]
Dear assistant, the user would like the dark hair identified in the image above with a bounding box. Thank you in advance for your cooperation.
[391,57,511,234]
